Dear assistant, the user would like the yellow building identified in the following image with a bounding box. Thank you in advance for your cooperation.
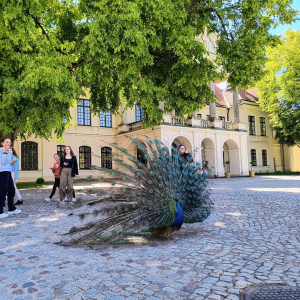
[13,84,299,182]
[13,33,299,182]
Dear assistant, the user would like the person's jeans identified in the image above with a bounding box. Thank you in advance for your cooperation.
[59,168,74,200]
[0,172,16,213]
[49,178,60,199]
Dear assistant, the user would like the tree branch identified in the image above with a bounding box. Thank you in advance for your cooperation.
[187,5,235,42]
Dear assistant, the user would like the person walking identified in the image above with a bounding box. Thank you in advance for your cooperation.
[59,146,79,202]
[0,137,21,218]
[9,148,22,205]
[44,154,61,202]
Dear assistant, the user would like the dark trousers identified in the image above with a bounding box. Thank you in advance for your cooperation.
[0,172,16,214]
[49,178,75,199]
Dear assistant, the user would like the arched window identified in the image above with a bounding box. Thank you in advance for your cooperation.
[137,148,147,166]
[262,150,267,166]
[57,145,65,158]
[21,142,38,170]
[101,147,112,169]
[79,146,91,169]
[250,149,257,166]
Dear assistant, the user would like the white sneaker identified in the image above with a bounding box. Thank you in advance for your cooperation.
[0,213,9,218]
[44,197,51,202]
[7,209,21,215]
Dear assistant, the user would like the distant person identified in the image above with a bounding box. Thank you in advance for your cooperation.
[9,147,22,205]
[59,146,79,202]
[44,154,61,202]
[0,137,21,218]
[178,144,193,163]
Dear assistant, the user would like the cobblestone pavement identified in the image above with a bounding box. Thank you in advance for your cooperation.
[1,176,300,300]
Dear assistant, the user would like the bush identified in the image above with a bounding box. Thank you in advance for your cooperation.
[36,178,45,184]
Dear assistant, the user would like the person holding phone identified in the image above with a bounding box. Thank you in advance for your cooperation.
[59,146,79,202]
[9,147,22,205]
[0,137,21,218]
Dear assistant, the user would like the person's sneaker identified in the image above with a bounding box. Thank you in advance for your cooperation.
[15,200,23,205]
[44,197,51,202]
[7,209,21,215]
[72,198,76,202]
[0,213,9,218]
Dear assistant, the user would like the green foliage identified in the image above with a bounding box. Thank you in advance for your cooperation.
[0,0,83,143]
[36,178,45,184]
[258,30,300,147]
[0,0,298,137]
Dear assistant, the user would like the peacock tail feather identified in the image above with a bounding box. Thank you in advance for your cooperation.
[65,136,213,245]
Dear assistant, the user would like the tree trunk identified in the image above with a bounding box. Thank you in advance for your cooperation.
[10,126,20,147]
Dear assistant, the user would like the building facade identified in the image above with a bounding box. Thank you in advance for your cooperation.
[14,84,296,182]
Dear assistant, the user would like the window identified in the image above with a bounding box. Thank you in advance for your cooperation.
[101,147,112,169]
[250,149,257,166]
[135,105,144,122]
[79,146,91,169]
[21,142,38,170]
[249,116,255,135]
[78,100,91,126]
[206,115,210,121]
[100,111,112,127]
[137,148,147,166]
[219,116,226,122]
[260,117,266,136]
[197,114,202,119]
[57,145,65,158]
[262,150,267,166]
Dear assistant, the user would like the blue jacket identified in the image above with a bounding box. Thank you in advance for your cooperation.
[11,156,19,180]
[0,148,12,172]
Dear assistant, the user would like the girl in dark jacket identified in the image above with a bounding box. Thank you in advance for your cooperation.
[179,144,193,163]
[59,146,79,202]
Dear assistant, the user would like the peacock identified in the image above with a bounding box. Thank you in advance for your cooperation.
[65,136,213,245]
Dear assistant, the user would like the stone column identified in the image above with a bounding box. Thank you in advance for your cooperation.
[209,81,216,121]
[233,87,240,122]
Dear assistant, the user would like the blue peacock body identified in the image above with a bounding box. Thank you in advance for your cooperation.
[66,136,213,245]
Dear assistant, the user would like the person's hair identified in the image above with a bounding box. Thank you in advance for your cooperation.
[1,136,11,143]
[54,153,59,157]
[10,147,18,159]
[63,146,75,157]
[179,144,186,150]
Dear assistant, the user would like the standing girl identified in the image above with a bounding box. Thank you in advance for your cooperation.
[9,147,23,205]
[0,137,21,218]
[59,146,79,202]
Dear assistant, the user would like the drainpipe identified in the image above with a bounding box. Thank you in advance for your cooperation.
[281,144,285,172]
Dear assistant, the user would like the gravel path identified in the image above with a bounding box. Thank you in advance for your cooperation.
[0,176,300,300]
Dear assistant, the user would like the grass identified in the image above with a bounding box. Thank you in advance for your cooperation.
[255,171,300,176]
[16,178,90,189]
[16,182,55,189]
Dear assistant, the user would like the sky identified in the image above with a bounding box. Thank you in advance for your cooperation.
[269,1,300,35]
[217,1,300,89]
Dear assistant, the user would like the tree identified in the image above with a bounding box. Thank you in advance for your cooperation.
[258,30,300,147]
[0,0,83,144]
[1,0,297,142]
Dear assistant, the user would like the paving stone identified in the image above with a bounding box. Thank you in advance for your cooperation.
[1,177,300,299]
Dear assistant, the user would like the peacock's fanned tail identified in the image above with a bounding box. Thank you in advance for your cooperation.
[65,136,213,245]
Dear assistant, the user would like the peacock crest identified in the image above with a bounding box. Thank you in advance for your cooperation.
[65,136,213,245]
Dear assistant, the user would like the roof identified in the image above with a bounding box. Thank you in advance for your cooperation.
[225,88,259,102]
[214,87,259,107]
